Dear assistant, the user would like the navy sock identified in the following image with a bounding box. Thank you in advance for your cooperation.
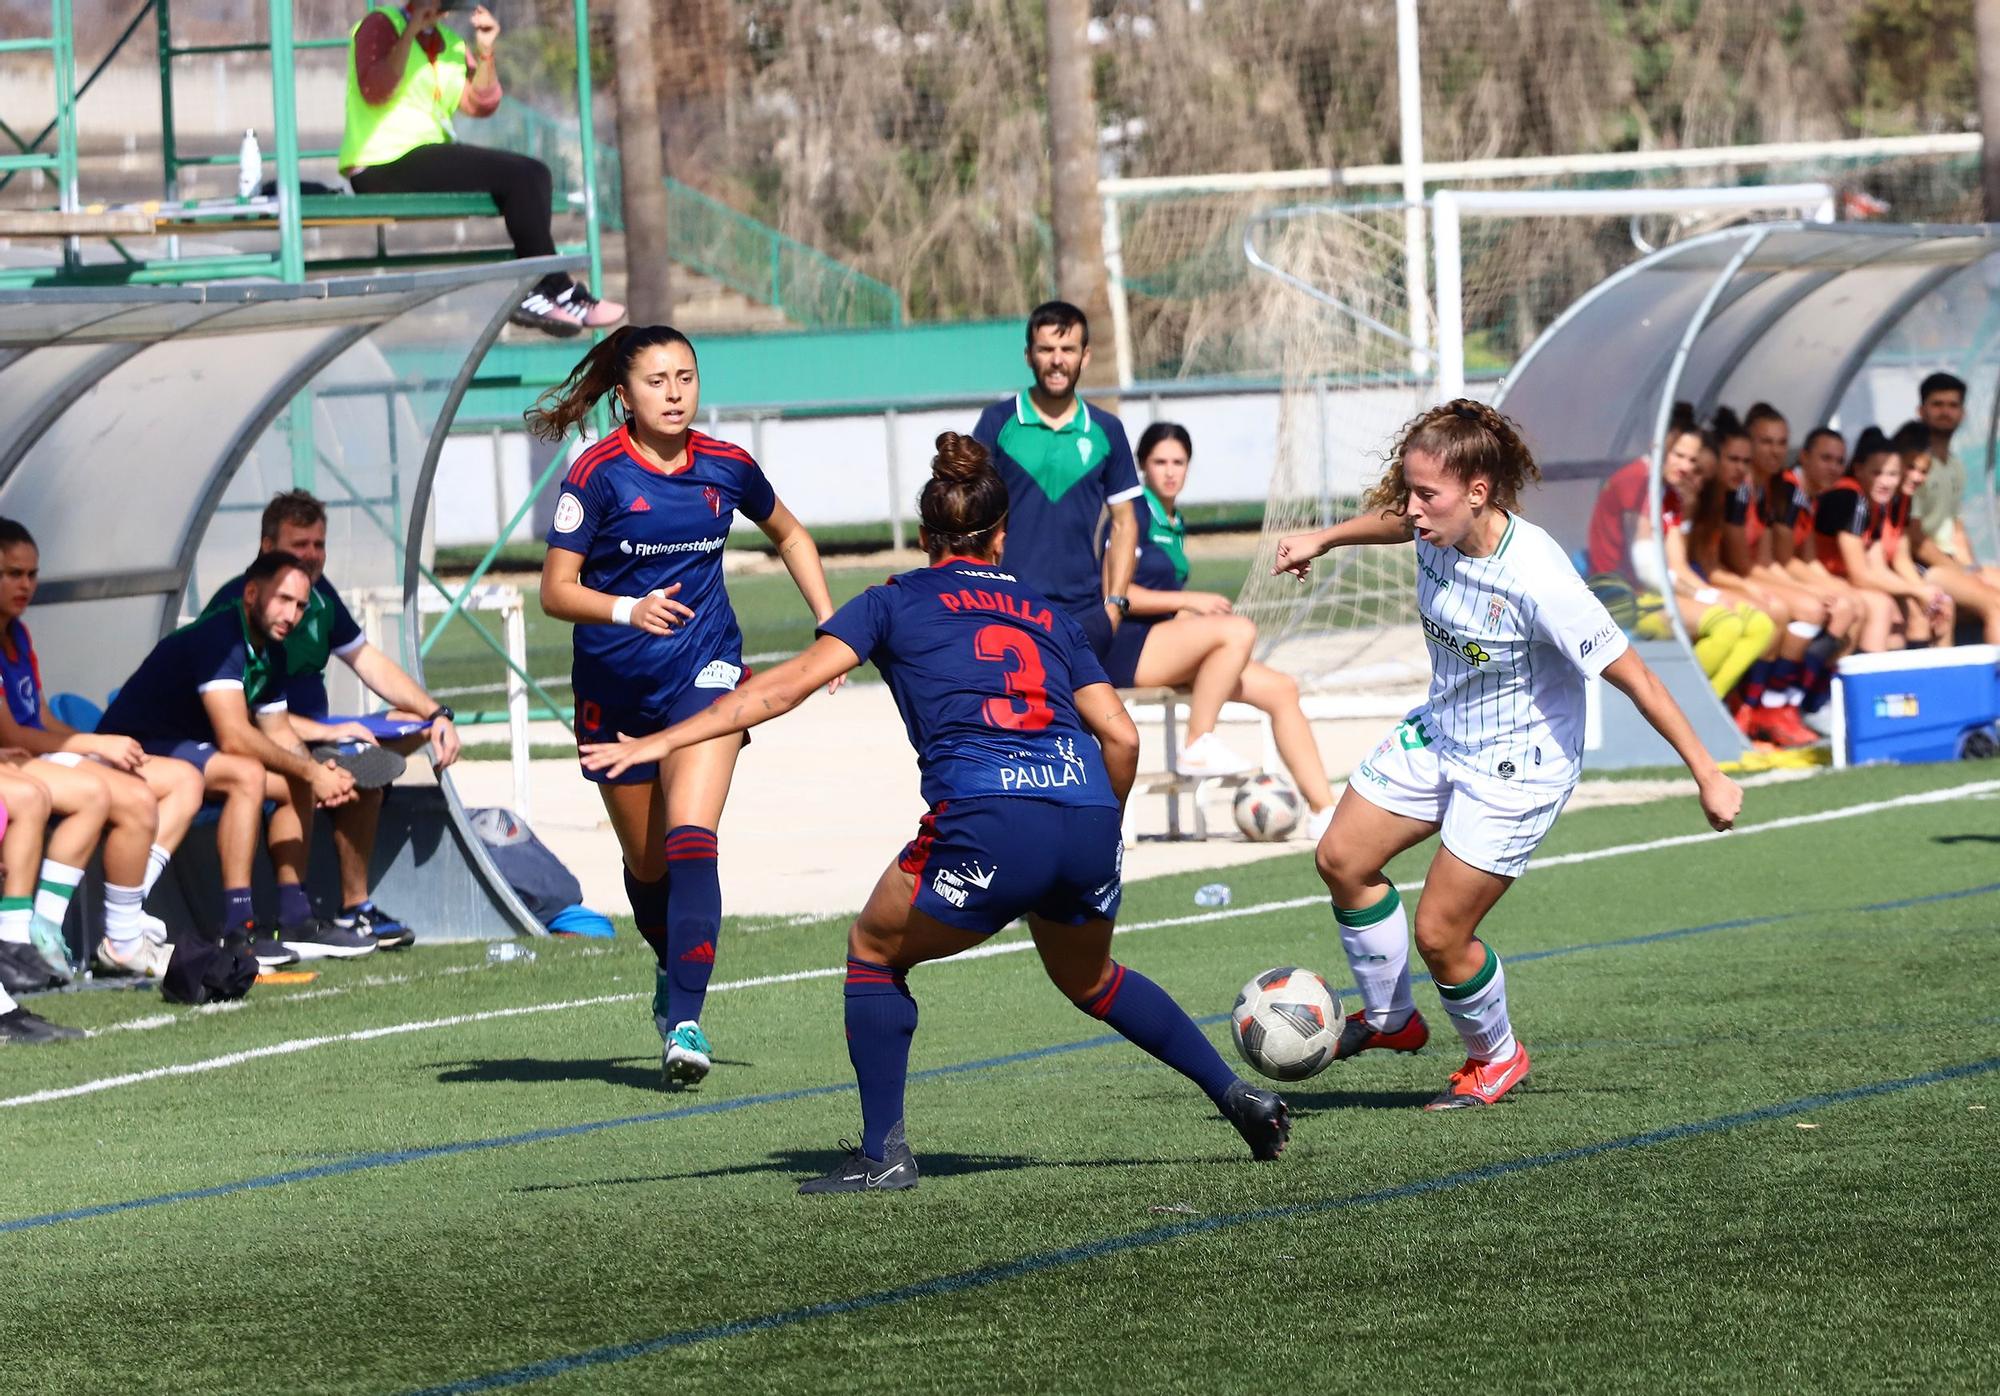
[1077,962,1238,1107]
[222,886,254,936]
[1767,657,1800,694]
[276,882,312,927]
[663,826,720,1026]
[1740,658,1770,708]
[845,957,918,1160]
[623,863,671,964]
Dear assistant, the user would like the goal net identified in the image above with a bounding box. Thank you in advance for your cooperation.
[1194,184,1841,702]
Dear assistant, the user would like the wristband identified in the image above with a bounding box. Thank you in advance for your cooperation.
[1694,586,1721,606]
[611,595,640,626]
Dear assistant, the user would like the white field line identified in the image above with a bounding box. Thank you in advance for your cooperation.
[10,778,1996,1111]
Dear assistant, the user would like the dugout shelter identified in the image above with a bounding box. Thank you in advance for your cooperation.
[1493,222,2000,766]
[0,260,576,940]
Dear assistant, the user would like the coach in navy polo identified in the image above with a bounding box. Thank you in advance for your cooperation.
[971,300,1142,662]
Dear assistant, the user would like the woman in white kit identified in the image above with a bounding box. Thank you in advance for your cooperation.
[1275,400,1743,1109]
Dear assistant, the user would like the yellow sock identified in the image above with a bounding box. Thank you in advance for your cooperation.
[1711,604,1775,696]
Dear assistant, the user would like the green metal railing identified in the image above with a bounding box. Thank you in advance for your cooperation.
[0,0,79,265]
[492,102,902,329]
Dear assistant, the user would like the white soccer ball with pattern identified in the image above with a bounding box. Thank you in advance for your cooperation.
[1230,967,1338,1081]
[1233,774,1303,841]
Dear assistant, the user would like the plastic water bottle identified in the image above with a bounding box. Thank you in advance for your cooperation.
[487,941,537,965]
[1194,883,1232,908]
[236,129,261,201]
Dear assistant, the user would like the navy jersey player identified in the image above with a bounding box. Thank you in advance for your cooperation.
[529,325,837,1090]
[583,432,1289,1193]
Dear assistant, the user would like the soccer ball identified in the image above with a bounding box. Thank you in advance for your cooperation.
[1233,774,1303,841]
[1230,967,1339,1081]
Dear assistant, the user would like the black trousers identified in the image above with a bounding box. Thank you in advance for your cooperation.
[350,141,559,266]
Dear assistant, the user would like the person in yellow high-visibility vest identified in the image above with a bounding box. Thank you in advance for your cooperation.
[342,2,623,337]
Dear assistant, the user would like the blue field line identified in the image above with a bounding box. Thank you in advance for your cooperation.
[407,1051,2000,1395]
[4,879,1995,1239]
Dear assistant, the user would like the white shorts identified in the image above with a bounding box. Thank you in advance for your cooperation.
[1347,719,1573,879]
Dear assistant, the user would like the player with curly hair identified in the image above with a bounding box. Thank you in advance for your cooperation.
[1274,400,1742,1109]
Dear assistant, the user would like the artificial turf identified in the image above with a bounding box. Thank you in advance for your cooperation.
[3,761,1997,1393]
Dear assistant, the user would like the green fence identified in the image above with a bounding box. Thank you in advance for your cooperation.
[489,103,901,330]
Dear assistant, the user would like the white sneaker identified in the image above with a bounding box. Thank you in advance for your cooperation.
[1799,704,1836,738]
[1305,805,1335,843]
[94,935,171,979]
[1175,732,1255,778]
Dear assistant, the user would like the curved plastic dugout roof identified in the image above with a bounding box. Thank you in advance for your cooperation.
[1489,222,2000,765]
[0,256,578,938]
[1495,222,2000,492]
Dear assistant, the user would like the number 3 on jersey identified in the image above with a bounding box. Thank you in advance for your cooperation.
[974,623,1054,731]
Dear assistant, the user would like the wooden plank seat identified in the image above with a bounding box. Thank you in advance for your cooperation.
[1119,685,1256,841]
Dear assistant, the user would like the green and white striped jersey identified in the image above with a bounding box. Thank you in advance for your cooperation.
[1411,511,1628,788]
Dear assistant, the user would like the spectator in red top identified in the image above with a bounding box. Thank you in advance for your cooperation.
[341,3,624,338]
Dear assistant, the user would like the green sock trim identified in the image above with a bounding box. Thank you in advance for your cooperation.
[1436,942,1498,1002]
[1333,884,1401,929]
[0,896,31,912]
[35,879,77,903]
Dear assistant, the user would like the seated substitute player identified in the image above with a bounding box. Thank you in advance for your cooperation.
[201,490,464,950]
[583,432,1290,1191]
[1275,401,1742,1110]
[0,519,207,980]
[1890,419,2000,644]
[1812,430,1943,652]
[532,324,837,1089]
[1104,422,1337,829]
[98,551,361,966]
[1821,429,1952,650]
[1908,371,2000,590]
[970,300,1142,668]
[0,792,84,1044]
[0,761,105,1009]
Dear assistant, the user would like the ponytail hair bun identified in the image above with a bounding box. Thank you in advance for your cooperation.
[930,431,990,484]
[919,432,1009,559]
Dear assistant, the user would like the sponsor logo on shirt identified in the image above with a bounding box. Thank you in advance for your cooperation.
[998,735,1090,792]
[1579,622,1619,658]
[1419,555,1453,591]
[1422,614,1492,666]
[955,568,1018,583]
[618,536,725,557]
[693,660,742,690]
[553,493,584,533]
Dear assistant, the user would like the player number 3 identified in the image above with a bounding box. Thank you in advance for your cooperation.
[973,624,1054,731]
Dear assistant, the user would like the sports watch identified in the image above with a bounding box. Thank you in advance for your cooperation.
[1105,595,1130,616]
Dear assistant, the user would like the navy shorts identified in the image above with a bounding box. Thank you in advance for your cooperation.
[1071,600,1115,665]
[138,736,219,772]
[573,672,749,786]
[1101,615,1157,688]
[898,797,1124,935]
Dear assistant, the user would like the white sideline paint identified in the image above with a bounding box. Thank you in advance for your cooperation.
[9,778,1996,1111]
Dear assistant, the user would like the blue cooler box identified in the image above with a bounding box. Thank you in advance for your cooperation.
[1832,644,2000,767]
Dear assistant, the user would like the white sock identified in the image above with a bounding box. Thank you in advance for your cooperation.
[34,859,84,929]
[0,903,28,945]
[1334,885,1414,1030]
[142,844,173,898]
[103,881,148,945]
[1437,942,1516,1063]
[0,982,15,1015]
